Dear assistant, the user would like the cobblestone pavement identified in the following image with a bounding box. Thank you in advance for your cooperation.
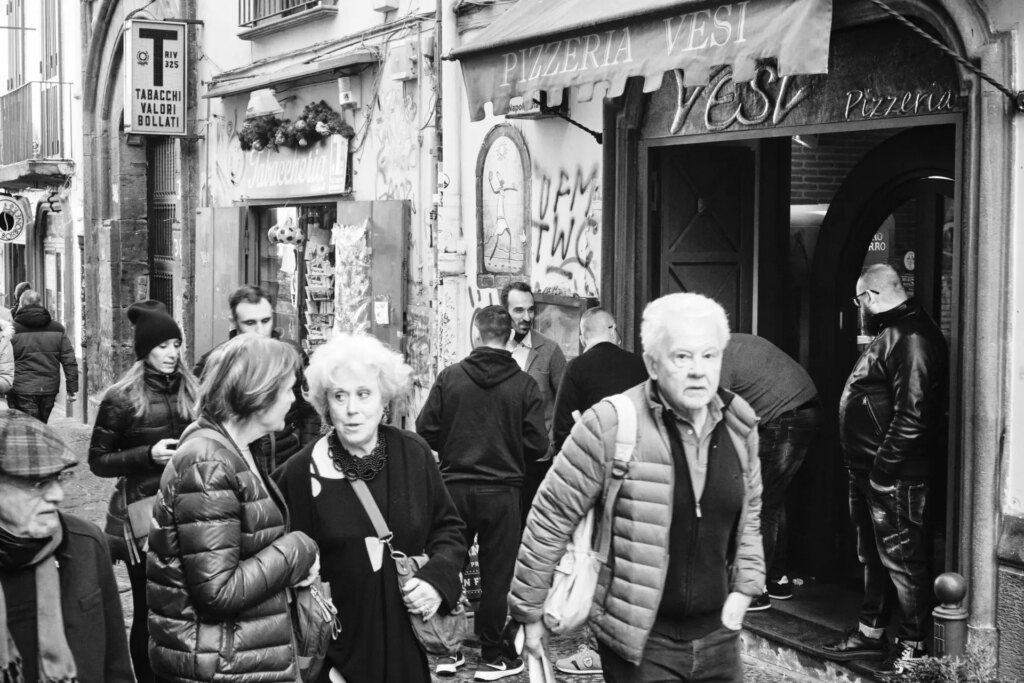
[47,414,799,683]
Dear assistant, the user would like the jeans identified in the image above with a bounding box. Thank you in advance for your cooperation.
[446,483,521,660]
[599,625,742,683]
[758,405,820,580]
[6,392,57,423]
[848,471,933,642]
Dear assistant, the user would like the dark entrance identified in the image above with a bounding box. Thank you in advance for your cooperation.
[647,124,957,647]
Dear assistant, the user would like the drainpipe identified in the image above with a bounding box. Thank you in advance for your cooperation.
[436,0,464,274]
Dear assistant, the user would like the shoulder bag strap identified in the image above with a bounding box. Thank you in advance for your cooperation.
[592,394,637,562]
[349,478,394,546]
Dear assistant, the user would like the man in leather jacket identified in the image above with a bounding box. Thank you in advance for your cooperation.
[825,264,947,677]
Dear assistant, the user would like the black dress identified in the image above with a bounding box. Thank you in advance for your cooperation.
[275,426,467,683]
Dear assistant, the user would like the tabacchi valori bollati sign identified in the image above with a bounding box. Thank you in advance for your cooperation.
[124,19,187,136]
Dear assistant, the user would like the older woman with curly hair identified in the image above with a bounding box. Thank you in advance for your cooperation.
[275,333,467,683]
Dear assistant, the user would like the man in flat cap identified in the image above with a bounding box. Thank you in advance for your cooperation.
[0,410,133,682]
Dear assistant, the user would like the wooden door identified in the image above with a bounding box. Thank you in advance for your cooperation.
[654,144,756,331]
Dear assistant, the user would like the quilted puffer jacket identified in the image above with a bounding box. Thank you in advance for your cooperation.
[11,304,78,394]
[0,315,13,395]
[147,418,318,683]
[509,382,764,665]
[89,366,190,506]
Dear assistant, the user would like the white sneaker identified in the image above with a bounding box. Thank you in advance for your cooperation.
[555,645,603,675]
[435,650,466,676]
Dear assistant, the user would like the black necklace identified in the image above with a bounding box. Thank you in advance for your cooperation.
[328,430,388,480]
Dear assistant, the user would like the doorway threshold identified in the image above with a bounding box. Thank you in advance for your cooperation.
[742,583,886,682]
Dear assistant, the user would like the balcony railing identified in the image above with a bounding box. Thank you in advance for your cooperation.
[238,0,337,29]
[0,81,70,166]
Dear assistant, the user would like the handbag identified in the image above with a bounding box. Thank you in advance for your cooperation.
[542,393,637,635]
[349,477,470,656]
[289,579,341,683]
[124,494,157,563]
[190,427,340,681]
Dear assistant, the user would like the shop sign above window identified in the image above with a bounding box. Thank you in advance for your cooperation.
[230,134,349,201]
[124,19,188,136]
[0,196,27,244]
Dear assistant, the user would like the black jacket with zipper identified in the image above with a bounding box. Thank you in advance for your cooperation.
[416,346,549,487]
[89,366,190,507]
[839,298,947,486]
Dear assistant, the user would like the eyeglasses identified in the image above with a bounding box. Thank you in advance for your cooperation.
[851,290,878,308]
[0,469,75,491]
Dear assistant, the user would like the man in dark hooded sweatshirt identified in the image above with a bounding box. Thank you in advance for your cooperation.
[417,305,548,680]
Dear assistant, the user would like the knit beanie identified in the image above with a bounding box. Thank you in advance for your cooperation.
[127,300,182,360]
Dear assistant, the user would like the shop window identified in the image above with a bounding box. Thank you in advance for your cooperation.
[256,203,336,352]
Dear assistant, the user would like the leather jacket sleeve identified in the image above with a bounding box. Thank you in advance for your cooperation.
[871,332,945,487]
[89,393,157,476]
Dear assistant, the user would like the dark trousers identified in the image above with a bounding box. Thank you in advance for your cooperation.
[758,405,820,580]
[447,483,521,660]
[520,458,551,528]
[127,560,155,683]
[6,392,57,423]
[599,626,742,683]
[848,471,933,643]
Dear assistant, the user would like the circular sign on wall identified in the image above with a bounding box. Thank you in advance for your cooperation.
[0,197,26,242]
[903,250,916,272]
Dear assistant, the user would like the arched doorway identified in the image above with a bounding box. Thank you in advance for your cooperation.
[803,124,957,583]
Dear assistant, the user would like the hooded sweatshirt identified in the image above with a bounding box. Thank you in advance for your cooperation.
[416,346,549,486]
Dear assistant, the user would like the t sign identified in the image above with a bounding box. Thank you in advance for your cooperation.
[124,19,187,136]
[138,28,179,87]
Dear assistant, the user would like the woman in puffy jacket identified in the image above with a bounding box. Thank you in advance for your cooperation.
[88,300,199,683]
[147,333,319,683]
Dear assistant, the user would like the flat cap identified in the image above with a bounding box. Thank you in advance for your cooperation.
[0,410,78,478]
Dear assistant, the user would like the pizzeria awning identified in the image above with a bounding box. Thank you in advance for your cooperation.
[448,0,833,121]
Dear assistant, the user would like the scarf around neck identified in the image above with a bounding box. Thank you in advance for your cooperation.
[0,521,77,683]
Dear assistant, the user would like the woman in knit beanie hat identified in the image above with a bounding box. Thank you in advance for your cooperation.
[87,300,199,683]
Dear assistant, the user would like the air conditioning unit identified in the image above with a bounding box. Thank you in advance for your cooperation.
[390,41,418,81]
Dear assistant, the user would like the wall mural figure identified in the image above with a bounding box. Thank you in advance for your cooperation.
[477,125,530,278]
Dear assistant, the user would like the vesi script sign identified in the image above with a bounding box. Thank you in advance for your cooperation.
[124,20,187,136]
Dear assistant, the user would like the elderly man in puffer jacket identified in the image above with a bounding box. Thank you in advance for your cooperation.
[511,293,765,683]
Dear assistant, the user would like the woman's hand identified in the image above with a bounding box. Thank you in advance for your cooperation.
[402,577,442,620]
[150,438,179,464]
[295,554,321,588]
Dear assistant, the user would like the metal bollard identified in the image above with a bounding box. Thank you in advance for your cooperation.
[932,572,968,657]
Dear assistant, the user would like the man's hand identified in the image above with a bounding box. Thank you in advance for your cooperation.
[522,620,548,659]
[721,591,753,631]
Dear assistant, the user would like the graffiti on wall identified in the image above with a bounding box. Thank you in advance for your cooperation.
[406,306,432,389]
[531,164,601,298]
[375,88,418,203]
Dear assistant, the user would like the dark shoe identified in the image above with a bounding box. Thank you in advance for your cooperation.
[821,627,889,661]
[435,650,466,676]
[747,592,771,611]
[876,641,926,678]
[767,576,793,600]
[474,655,525,681]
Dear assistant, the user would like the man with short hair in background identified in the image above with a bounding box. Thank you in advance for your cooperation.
[720,333,821,612]
[501,282,566,525]
[8,290,77,423]
[195,284,319,470]
[417,305,548,680]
